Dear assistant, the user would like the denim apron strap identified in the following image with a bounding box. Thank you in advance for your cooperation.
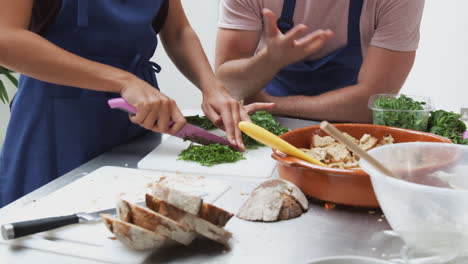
[277,0,296,34]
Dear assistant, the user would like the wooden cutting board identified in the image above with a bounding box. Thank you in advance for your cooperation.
[0,166,231,263]
[137,134,277,178]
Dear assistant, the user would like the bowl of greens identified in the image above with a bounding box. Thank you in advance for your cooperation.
[368,94,433,132]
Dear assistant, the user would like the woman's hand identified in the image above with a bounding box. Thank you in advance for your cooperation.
[202,81,274,150]
[120,76,186,134]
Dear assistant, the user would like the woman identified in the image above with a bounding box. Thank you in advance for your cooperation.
[0,0,271,206]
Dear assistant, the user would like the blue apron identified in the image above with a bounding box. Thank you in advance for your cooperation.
[0,0,166,206]
[264,0,364,96]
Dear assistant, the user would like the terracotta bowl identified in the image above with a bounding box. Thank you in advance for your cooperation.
[271,124,452,208]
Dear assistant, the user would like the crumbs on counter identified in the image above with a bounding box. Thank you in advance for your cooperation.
[324,202,336,210]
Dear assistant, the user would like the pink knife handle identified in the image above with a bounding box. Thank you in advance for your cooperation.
[108,98,136,114]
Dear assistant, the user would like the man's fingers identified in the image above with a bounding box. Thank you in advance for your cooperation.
[244,102,275,114]
[284,24,308,42]
[262,8,280,38]
[297,29,333,53]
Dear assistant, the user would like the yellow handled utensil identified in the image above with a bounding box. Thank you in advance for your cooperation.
[238,121,326,167]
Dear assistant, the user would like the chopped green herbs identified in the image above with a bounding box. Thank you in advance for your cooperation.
[185,115,217,130]
[371,94,429,131]
[428,110,468,144]
[184,111,289,149]
[179,111,289,165]
[178,143,245,167]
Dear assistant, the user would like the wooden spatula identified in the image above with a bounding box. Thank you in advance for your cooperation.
[320,121,397,178]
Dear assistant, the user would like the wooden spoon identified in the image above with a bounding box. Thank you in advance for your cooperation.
[320,121,398,178]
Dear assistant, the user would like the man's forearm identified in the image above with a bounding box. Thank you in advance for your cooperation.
[270,85,375,123]
[216,48,282,100]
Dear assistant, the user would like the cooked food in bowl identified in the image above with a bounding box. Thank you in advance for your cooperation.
[300,133,394,169]
[271,124,452,207]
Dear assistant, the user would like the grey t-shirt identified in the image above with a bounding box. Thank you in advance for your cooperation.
[219,0,425,59]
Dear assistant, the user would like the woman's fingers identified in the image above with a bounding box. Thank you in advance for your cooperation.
[203,104,224,130]
[167,103,186,135]
[219,105,237,147]
[154,98,170,133]
[130,103,150,126]
[230,102,245,150]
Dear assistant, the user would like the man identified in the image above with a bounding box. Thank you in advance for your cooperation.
[215,0,425,122]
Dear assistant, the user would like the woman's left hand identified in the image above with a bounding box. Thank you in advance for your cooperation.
[202,82,274,151]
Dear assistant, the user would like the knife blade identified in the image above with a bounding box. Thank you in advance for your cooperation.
[108,98,238,150]
[1,202,143,240]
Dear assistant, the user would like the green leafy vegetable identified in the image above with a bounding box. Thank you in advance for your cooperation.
[372,94,429,131]
[179,111,289,165]
[185,115,217,130]
[243,111,289,148]
[178,143,245,166]
[184,111,289,149]
[428,110,467,144]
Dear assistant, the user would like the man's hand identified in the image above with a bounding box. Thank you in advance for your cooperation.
[120,76,186,134]
[202,81,274,150]
[261,8,334,68]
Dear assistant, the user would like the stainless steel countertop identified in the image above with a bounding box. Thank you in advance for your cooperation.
[0,117,407,264]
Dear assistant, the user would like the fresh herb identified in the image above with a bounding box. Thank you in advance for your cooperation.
[243,111,289,148]
[185,111,289,149]
[178,143,245,166]
[185,115,217,130]
[372,94,429,131]
[178,111,289,166]
[428,110,468,144]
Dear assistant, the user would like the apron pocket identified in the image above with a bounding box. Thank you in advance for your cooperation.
[52,96,143,175]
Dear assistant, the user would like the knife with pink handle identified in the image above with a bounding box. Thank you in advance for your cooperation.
[108,98,239,150]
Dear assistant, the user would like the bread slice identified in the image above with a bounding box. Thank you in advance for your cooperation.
[101,214,168,250]
[117,200,196,245]
[153,183,233,227]
[199,203,233,227]
[237,179,308,222]
[145,194,232,245]
[152,183,202,215]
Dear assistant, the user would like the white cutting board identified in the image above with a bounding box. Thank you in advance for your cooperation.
[0,166,231,263]
[138,131,277,178]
